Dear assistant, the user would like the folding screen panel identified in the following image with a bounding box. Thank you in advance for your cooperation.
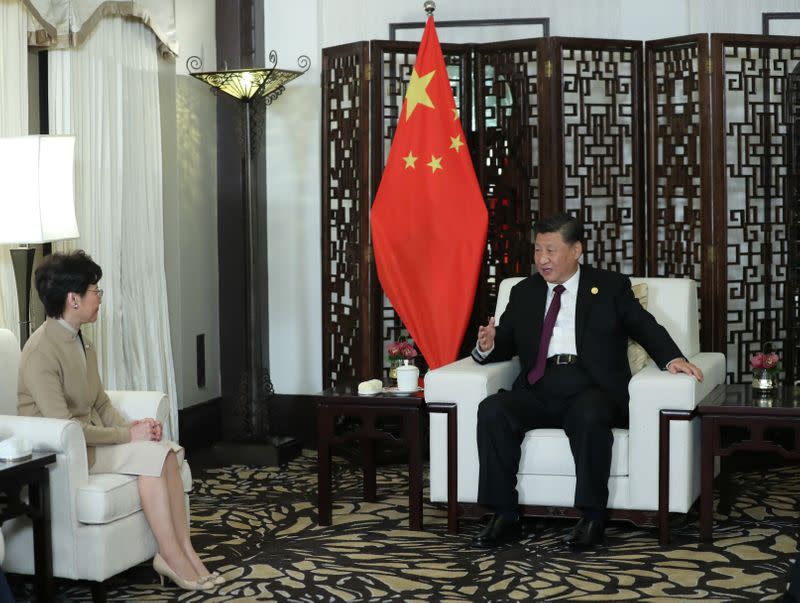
[320,43,371,386]
[473,39,545,342]
[645,35,714,350]
[711,34,800,383]
[550,38,645,275]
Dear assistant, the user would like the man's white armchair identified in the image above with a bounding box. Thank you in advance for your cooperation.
[425,277,725,529]
[0,328,191,597]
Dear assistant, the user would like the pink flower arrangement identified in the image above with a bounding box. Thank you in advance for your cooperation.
[388,340,417,361]
[751,351,780,372]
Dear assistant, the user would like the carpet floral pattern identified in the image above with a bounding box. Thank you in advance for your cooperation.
[9,450,799,601]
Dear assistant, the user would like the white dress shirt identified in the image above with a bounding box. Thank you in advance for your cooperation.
[545,267,579,357]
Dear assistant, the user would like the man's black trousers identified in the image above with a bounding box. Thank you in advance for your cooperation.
[476,362,627,514]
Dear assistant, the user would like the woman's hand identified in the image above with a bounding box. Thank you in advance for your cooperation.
[130,418,163,442]
[130,420,154,441]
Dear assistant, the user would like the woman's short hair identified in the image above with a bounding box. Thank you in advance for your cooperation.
[533,212,585,246]
[35,251,102,318]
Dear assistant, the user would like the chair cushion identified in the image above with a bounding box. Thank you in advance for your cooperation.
[77,474,141,524]
[76,460,193,524]
[518,428,629,477]
[628,283,651,374]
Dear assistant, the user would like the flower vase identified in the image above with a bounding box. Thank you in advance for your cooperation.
[751,369,776,393]
[389,359,402,383]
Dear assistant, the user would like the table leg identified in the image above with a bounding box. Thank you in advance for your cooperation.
[29,469,53,603]
[317,404,333,526]
[716,455,733,516]
[445,405,458,535]
[700,416,715,541]
[658,410,670,546]
[406,410,423,531]
[361,437,376,502]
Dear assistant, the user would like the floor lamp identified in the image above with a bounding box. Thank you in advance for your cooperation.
[0,136,79,347]
[188,52,309,465]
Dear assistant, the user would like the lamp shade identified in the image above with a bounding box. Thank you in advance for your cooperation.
[190,67,302,101]
[0,135,79,244]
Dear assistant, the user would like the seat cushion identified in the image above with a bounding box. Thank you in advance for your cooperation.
[518,428,628,477]
[76,460,193,524]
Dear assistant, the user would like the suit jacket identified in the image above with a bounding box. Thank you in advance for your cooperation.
[477,265,683,413]
[17,318,131,467]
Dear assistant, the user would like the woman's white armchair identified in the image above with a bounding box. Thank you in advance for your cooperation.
[425,277,725,524]
[0,328,191,590]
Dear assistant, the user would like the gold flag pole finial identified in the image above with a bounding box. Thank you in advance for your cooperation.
[424,1,435,16]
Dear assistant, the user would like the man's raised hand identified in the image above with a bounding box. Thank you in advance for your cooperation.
[478,317,497,352]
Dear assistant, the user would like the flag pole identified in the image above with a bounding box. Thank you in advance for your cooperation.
[424,1,435,16]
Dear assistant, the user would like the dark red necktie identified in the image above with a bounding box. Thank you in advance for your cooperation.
[527,284,566,385]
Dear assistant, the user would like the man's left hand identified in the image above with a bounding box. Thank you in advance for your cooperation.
[667,358,704,381]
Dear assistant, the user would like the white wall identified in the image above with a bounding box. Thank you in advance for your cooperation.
[162,0,220,408]
[264,0,800,394]
[265,0,322,395]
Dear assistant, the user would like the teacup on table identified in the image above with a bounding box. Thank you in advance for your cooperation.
[396,363,420,392]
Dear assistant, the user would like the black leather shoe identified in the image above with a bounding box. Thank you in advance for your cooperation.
[471,514,523,549]
[564,517,605,549]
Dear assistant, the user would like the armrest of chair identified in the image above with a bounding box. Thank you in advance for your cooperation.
[0,415,88,468]
[425,356,518,502]
[424,356,518,406]
[107,391,173,440]
[0,416,89,541]
[627,352,726,511]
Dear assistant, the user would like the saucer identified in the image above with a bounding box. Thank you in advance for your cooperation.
[382,386,423,396]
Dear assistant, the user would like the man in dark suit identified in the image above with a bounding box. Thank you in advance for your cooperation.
[471,213,704,549]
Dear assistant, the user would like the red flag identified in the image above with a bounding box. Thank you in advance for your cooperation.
[371,16,488,369]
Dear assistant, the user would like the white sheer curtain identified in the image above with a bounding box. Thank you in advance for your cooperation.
[48,17,179,437]
[0,0,29,336]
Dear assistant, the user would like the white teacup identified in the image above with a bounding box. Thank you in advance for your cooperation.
[396,363,420,392]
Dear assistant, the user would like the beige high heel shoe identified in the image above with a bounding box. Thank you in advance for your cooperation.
[153,553,214,591]
[199,570,226,586]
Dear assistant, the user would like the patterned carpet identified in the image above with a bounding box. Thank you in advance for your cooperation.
[8,450,799,601]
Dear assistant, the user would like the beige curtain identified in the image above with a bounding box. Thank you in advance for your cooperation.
[23,0,177,55]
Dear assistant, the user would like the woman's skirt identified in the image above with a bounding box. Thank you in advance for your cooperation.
[89,439,184,476]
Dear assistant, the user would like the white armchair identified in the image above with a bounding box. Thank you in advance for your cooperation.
[0,328,191,594]
[425,277,725,527]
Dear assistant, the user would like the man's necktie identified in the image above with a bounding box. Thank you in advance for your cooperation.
[527,284,566,385]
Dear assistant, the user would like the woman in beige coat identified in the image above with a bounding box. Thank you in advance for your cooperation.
[17,251,223,592]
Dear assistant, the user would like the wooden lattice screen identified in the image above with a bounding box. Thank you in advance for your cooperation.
[711,34,800,383]
[320,33,800,389]
[645,35,714,350]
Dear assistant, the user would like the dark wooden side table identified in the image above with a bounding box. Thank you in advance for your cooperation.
[698,384,800,541]
[316,384,457,534]
[0,452,57,602]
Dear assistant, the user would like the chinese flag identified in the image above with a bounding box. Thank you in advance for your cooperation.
[371,16,488,369]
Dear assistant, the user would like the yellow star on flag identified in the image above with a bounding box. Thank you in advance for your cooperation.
[427,155,443,173]
[452,108,459,120]
[449,135,465,153]
[403,151,418,169]
[404,68,436,121]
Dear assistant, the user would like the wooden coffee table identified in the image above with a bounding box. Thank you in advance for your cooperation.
[0,451,57,602]
[698,384,800,541]
[315,383,457,533]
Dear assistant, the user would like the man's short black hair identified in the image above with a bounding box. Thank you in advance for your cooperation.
[533,212,584,246]
[35,251,102,318]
